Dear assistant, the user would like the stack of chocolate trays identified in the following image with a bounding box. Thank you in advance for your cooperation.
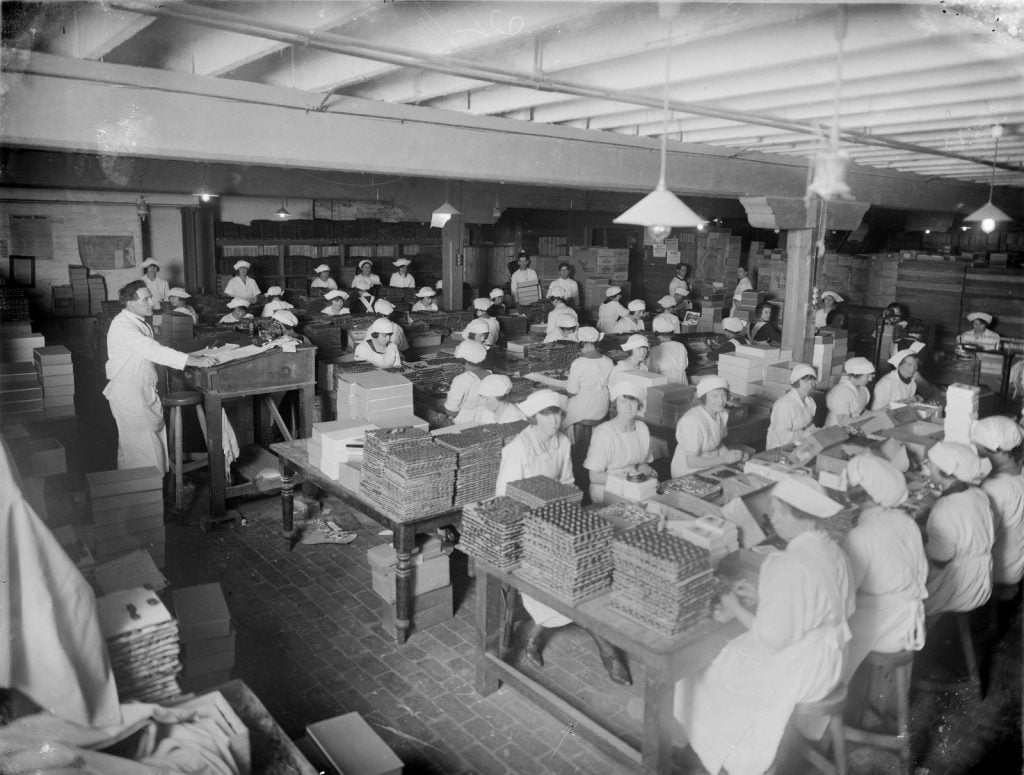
[506,475,583,509]
[479,419,529,444]
[506,377,537,403]
[360,428,439,517]
[660,473,723,501]
[459,495,530,568]
[435,429,504,506]
[365,440,457,519]
[589,502,658,534]
[610,524,716,637]
[518,501,613,604]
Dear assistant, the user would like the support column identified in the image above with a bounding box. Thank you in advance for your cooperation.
[441,181,464,312]
[782,229,815,362]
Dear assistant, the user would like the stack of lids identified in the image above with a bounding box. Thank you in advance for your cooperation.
[506,475,583,509]
[459,495,530,568]
[944,383,980,444]
[96,586,181,702]
[611,524,715,637]
[518,501,613,604]
[434,428,503,506]
[360,428,457,518]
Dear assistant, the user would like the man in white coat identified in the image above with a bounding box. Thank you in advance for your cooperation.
[104,281,215,471]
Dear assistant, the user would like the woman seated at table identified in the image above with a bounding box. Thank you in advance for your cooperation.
[707,317,748,362]
[320,289,350,316]
[564,326,613,436]
[354,318,402,369]
[583,380,655,505]
[310,264,338,292]
[411,286,438,312]
[614,299,647,334]
[544,313,578,343]
[648,317,688,384]
[609,334,649,387]
[444,340,490,426]
[223,260,261,302]
[653,295,682,334]
[674,475,854,775]
[389,258,415,288]
[597,286,629,334]
[352,260,381,294]
[922,441,995,620]
[167,288,197,323]
[464,297,501,346]
[269,310,311,346]
[750,302,781,345]
[261,286,295,318]
[825,357,875,427]
[957,311,1001,352]
[373,299,408,352]
[870,349,922,411]
[766,363,819,449]
[545,294,577,338]
[842,454,928,680]
[496,389,631,685]
[670,376,746,477]
[466,374,526,424]
[219,298,253,325]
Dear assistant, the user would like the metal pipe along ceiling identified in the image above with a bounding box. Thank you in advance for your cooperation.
[109,1,1023,177]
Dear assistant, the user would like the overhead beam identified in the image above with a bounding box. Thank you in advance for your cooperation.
[40,4,155,60]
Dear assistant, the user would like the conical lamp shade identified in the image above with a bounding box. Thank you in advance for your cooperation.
[613,185,706,228]
[430,201,460,229]
[963,200,1012,224]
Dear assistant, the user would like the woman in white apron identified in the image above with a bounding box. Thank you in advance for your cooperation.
[583,380,655,505]
[564,327,612,431]
[766,363,820,449]
[389,258,415,288]
[444,340,490,425]
[670,376,745,477]
[675,476,854,775]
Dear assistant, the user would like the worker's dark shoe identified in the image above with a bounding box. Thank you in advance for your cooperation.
[591,632,632,685]
[523,622,546,668]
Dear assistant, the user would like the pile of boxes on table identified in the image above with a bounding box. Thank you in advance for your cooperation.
[944,383,980,444]
[697,290,725,333]
[808,329,849,388]
[644,383,696,427]
[716,343,793,398]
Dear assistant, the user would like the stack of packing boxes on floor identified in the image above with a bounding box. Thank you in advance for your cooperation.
[808,330,848,387]
[644,384,696,427]
[732,290,764,325]
[0,321,46,364]
[367,535,452,637]
[0,359,43,416]
[88,275,106,315]
[69,266,91,315]
[86,467,166,568]
[34,345,75,418]
[173,583,235,693]
[944,383,980,444]
[717,344,792,397]
[698,292,724,333]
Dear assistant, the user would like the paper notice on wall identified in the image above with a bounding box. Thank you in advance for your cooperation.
[664,238,679,252]
[653,244,667,258]
[10,214,54,260]
[77,235,136,269]
[667,250,681,264]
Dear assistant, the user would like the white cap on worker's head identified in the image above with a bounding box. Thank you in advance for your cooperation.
[455,339,488,364]
[314,264,330,274]
[621,334,649,352]
[478,374,513,398]
[272,310,298,327]
[627,299,646,312]
[652,316,676,334]
[605,286,622,298]
[967,311,993,325]
[325,289,348,300]
[266,286,283,297]
[557,313,577,329]
[844,357,875,375]
[489,287,505,300]
[789,363,818,384]
[518,389,566,417]
[609,380,643,403]
[577,326,603,343]
[374,299,395,315]
[233,260,251,271]
[472,297,493,312]
[358,259,373,269]
[722,317,746,333]
[772,475,843,517]
[416,287,436,298]
[928,441,991,483]
[167,287,191,299]
[393,258,411,268]
[465,318,491,335]
[227,298,249,309]
[658,295,676,310]
[971,416,1024,453]
[140,258,160,269]
[368,317,396,335]
[695,375,730,398]
[820,291,844,303]
[846,454,907,507]
[435,280,443,290]
[888,349,918,368]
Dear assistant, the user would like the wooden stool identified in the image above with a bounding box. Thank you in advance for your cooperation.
[915,611,983,697]
[162,391,209,514]
[845,650,914,775]
[792,684,848,775]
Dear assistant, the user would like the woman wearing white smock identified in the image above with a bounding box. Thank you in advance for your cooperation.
[464,298,501,346]
[310,264,338,292]
[609,334,649,389]
[223,260,261,302]
[544,312,578,343]
[597,286,629,334]
[766,363,820,449]
[320,289,350,316]
[648,316,688,384]
[583,381,655,505]
[444,340,490,425]
[668,263,691,303]
[731,266,752,309]
[671,376,745,477]
[219,298,253,324]
[614,299,646,334]
[140,258,170,304]
[462,317,494,349]
[411,287,438,312]
[351,260,381,293]
[957,311,1001,351]
[842,455,928,680]
[546,262,579,307]
[466,375,527,425]
[674,475,854,775]
[167,287,198,323]
[545,296,578,338]
[354,318,402,369]
[971,417,1024,588]
[923,441,995,618]
[564,326,613,429]
[814,291,843,329]
[389,258,415,288]
[373,299,408,352]
[496,389,631,685]
[870,349,921,411]
[261,286,295,317]
[825,357,875,427]
[652,296,682,334]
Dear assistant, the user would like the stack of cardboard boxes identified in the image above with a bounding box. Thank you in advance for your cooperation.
[86,467,166,568]
[717,344,792,398]
[732,290,764,325]
[308,418,377,485]
[643,384,696,427]
[34,345,75,418]
[944,383,980,444]
[367,536,452,638]
[0,321,46,364]
[808,330,849,387]
[335,371,415,425]
[173,582,235,693]
[0,360,43,416]
[69,265,91,315]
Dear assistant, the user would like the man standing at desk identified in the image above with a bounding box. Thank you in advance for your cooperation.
[104,280,216,471]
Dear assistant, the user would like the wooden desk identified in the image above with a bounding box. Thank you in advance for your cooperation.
[184,346,316,530]
[474,559,742,774]
[270,438,461,645]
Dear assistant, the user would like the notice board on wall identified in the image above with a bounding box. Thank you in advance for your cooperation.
[9,214,54,260]
[77,235,136,270]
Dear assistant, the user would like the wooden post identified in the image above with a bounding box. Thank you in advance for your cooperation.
[782,228,815,361]
[441,181,464,312]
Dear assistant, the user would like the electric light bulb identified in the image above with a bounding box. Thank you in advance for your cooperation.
[200,193,212,203]
[645,224,672,244]
[981,218,996,234]
[696,222,705,231]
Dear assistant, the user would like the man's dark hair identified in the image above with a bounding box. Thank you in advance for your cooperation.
[119,279,147,304]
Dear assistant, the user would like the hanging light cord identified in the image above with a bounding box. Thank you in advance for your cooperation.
[657,21,673,189]
[829,9,846,149]
[989,129,1000,201]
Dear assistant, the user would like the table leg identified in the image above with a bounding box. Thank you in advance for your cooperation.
[298,384,314,438]
[393,527,417,645]
[279,454,297,551]
[474,570,504,697]
[641,674,676,775]
[203,395,225,532]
